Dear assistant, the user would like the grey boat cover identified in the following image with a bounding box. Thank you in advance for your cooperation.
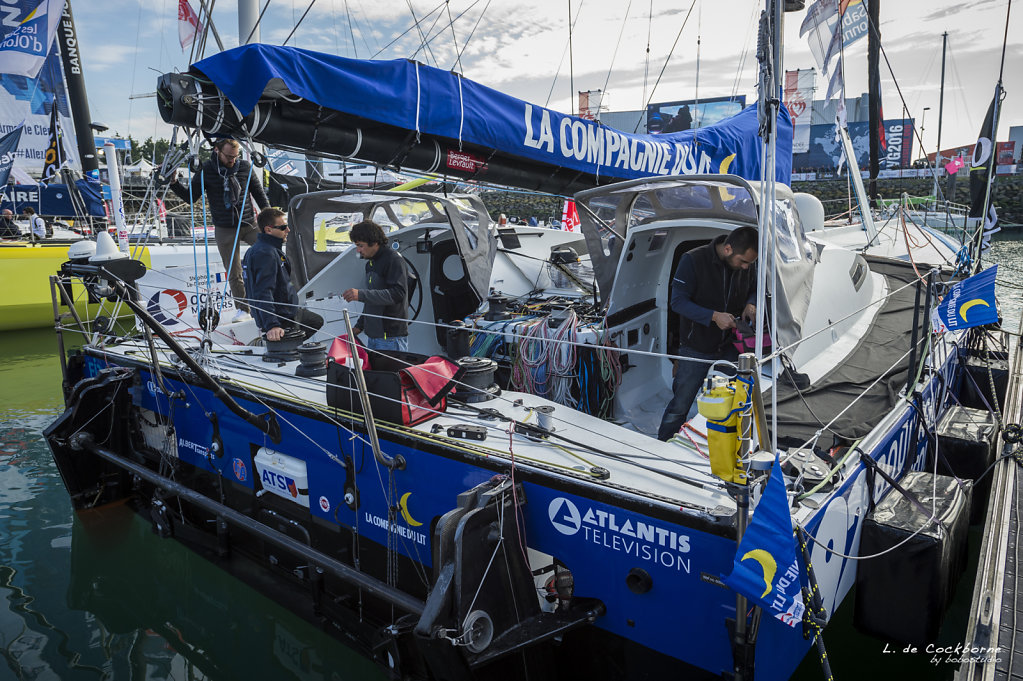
[766,257,936,448]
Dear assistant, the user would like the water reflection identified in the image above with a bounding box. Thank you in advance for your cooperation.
[66,508,383,681]
[0,328,383,680]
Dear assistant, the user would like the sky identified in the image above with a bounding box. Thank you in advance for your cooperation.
[68,0,1022,160]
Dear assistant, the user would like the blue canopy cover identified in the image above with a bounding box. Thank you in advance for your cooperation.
[193,45,792,185]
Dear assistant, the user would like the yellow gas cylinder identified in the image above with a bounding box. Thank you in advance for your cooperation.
[697,376,750,484]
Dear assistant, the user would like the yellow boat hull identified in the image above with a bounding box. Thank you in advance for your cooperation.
[0,242,150,331]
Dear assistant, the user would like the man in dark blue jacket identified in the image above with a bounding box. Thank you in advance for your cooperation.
[342,220,409,352]
[243,207,323,341]
[657,226,758,441]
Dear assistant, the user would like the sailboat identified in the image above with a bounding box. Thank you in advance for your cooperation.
[0,2,264,332]
[42,3,1008,681]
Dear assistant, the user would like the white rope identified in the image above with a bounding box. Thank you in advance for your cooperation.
[457,74,464,151]
[414,62,422,144]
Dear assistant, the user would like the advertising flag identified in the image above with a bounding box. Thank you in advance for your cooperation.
[179,0,202,50]
[561,200,580,233]
[784,70,815,154]
[39,102,63,185]
[931,265,999,333]
[969,89,998,219]
[0,125,25,187]
[722,456,805,628]
[0,0,64,79]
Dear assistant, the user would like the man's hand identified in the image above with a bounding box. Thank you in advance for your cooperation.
[742,303,756,323]
[352,326,362,337]
[711,311,737,331]
[342,288,359,302]
[266,326,285,341]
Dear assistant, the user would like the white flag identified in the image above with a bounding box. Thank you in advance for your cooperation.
[178,0,202,50]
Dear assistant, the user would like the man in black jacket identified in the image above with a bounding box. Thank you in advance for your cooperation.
[170,139,269,317]
[342,220,408,353]
[657,226,758,441]
[243,207,323,341]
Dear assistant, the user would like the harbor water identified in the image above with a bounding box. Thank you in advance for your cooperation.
[1,235,1021,681]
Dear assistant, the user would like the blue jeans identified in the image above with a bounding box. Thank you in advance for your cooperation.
[365,336,408,353]
[657,346,737,441]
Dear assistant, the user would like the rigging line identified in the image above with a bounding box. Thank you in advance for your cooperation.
[370,0,446,59]
[694,0,700,105]
[864,12,947,198]
[943,41,976,135]
[244,0,273,46]
[543,0,585,109]
[342,0,354,57]
[196,335,682,500]
[632,0,698,133]
[282,0,318,47]
[997,0,1012,85]
[342,270,918,372]
[340,0,371,56]
[641,0,652,109]
[193,0,224,57]
[798,510,939,561]
[219,147,257,307]
[415,2,460,64]
[188,322,708,482]
[766,274,918,362]
[568,0,574,115]
[454,0,491,69]
[794,342,917,455]
[407,0,440,67]
[729,3,759,100]
[126,0,145,137]
[417,3,450,66]
[445,1,463,74]
[595,0,633,114]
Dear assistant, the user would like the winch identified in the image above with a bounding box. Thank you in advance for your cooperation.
[455,356,499,402]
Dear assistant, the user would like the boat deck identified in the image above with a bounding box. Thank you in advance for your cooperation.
[93,339,737,515]
[959,332,1023,681]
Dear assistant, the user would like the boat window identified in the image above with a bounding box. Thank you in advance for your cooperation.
[626,180,757,227]
[373,198,443,229]
[311,211,363,252]
[586,194,626,257]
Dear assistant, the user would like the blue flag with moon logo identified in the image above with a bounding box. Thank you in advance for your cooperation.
[722,455,805,628]
[931,265,999,333]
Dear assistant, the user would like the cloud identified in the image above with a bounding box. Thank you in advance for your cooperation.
[85,44,137,71]
[923,0,991,21]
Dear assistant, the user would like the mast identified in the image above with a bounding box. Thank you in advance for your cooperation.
[239,0,260,45]
[55,2,99,180]
[866,0,881,207]
[932,31,947,197]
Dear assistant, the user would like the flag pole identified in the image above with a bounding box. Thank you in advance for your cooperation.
[971,0,1011,272]
[728,352,757,681]
[973,83,1002,273]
